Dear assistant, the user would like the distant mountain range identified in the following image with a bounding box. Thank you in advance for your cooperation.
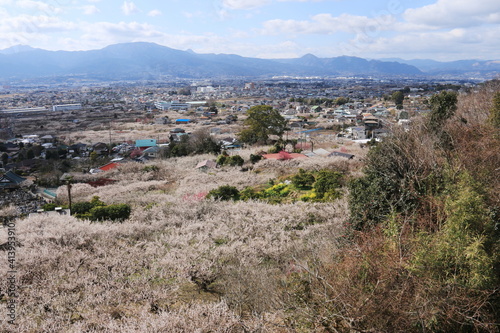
[0,42,498,80]
[380,58,500,76]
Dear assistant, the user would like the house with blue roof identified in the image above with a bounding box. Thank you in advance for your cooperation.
[135,139,157,149]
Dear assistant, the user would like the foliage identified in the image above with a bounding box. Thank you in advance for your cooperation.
[216,154,244,167]
[339,84,500,331]
[262,183,291,198]
[168,131,221,158]
[227,155,244,167]
[89,203,131,222]
[42,203,58,211]
[238,105,288,145]
[72,196,130,222]
[239,187,262,201]
[348,130,436,231]
[142,165,159,172]
[249,154,262,164]
[206,185,240,201]
[391,90,404,109]
[71,201,95,218]
[312,169,343,200]
[428,90,458,132]
[488,92,500,128]
[216,154,227,166]
[411,172,498,289]
[291,168,315,189]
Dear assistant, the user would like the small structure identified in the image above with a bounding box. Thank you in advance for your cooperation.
[52,103,82,112]
[311,148,331,157]
[175,118,193,124]
[0,170,26,190]
[41,135,55,144]
[170,128,186,134]
[135,139,157,149]
[262,151,308,160]
[143,146,161,158]
[92,142,109,155]
[196,159,217,171]
[30,208,71,217]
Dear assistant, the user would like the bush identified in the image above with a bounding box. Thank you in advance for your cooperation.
[239,187,262,201]
[262,183,290,199]
[291,169,315,189]
[206,185,240,201]
[410,171,498,289]
[216,154,227,166]
[71,201,95,217]
[313,169,343,200]
[42,203,58,211]
[89,204,131,222]
[227,155,244,167]
[267,146,279,154]
[143,165,159,172]
[72,196,130,222]
[249,154,263,164]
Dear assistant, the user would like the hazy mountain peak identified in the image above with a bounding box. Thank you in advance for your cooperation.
[301,53,318,59]
[0,45,38,55]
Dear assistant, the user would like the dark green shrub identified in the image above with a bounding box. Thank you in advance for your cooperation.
[313,169,343,200]
[249,154,263,164]
[239,187,262,201]
[227,155,244,167]
[206,185,240,201]
[89,204,131,222]
[72,201,94,217]
[42,203,58,211]
[143,165,159,172]
[216,154,228,165]
[291,168,315,189]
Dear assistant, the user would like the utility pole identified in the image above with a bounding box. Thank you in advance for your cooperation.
[65,176,73,214]
[108,122,112,148]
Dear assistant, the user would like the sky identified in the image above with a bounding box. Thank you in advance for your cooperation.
[0,0,499,61]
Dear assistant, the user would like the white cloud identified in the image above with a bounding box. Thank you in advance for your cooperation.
[82,5,100,15]
[60,21,228,53]
[17,0,63,15]
[404,0,500,28]
[336,24,500,61]
[0,15,76,34]
[222,0,270,10]
[121,1,140,16]
[261,13,396,36]
[148,9,162,17]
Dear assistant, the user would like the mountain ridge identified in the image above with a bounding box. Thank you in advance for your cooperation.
[0,42,497,80]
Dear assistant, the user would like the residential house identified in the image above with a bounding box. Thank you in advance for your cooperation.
[175,118,193,124]
[135,139,157,150]
[142,146,161,159]
[92,142,109,155]
[40,135,56,144]
[350,127,366,140]
[0,170,26,190]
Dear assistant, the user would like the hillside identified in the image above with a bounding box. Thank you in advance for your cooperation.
[0,148,362,332]
[1,81,499,331]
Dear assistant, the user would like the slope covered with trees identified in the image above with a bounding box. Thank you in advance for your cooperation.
[0,81,498,332]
